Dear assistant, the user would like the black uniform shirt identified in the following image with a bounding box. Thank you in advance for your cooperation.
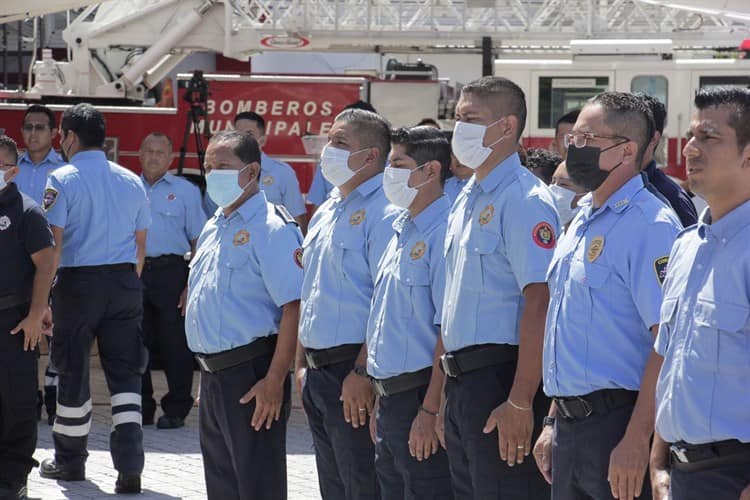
[0,182,54,299]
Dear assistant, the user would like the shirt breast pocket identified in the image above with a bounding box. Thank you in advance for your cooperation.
[158,204,185,219]
[225,248,251,291]
[333,228,366,279]
[693,298,750,375]
[569,259,610,289]
[464,231,500,291]
[396,262,431,317]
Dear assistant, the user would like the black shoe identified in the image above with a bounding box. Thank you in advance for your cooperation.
[39,458,85,481]
[142,413,154,426]
[156,415,184,429]
[115,473,141,494]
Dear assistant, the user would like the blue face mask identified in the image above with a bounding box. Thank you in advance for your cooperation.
[205,166,252,208]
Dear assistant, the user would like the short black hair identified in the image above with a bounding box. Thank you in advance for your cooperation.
[334,108,392,168]
[344,100,378,114]
[525,148,562,184]
[694,86,750,151]
[0,135,19,164]
[391,126,452,183]
[636,93,666,135]
[24,104,56,130]
[209,130,261,166]
[61,103,106,148]
[141,132,173,149]
[461,76,527,141]
[555,109,580,134]
[234,111,265,134]
[416,117,440,128]
[586,92,654,166]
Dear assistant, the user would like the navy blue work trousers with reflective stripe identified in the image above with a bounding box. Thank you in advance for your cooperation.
[51,267,147,474]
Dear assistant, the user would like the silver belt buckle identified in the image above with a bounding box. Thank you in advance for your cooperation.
[671,445,690,463]
[195,355,212,373]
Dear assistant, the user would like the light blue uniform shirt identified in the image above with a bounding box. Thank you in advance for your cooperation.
[141,173,206,257]
[16,149,65,204]
[44,150,150,267]
[299,174,400,350]
[543,175,681,397]
[185,191,303,354]
[444,176,469,205]
[307,164,334,207]
[202,153,306,217]
[442,153,560,352]
[259,153,306,217]
[655,201,750,444]
[367,195,450,379]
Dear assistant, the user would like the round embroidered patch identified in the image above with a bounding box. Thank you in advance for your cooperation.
[294,248,304,269]
[532,221,556,249]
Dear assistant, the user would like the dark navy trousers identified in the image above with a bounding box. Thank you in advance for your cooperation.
[0,304,38,491]
[552,403,651,500]
[51,266,147,474]
[199,351,291,500]
[444,362,551,500]
[302,359,378,500]
[375,385,453,500]
[671,459,750,500]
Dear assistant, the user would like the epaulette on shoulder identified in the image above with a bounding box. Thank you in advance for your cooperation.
[274,204,298,226]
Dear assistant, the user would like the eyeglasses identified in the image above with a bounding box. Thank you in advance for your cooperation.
[563,132,630,149]
[22,124,50,132]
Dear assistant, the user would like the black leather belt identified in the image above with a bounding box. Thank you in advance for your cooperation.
[145,254,185,268]
[0,294,30,311]
[670,439,750,472]
[61,263,135,273]
[371,367,432,397]
[440,343,518,377]
[195,335,277,373]
[554,389,638,420]
[304,344,361,370]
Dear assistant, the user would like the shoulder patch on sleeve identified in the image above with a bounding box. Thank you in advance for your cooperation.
[294,248,304,269]
[274,204,297,225]
[42,188,58,212]
[654,256,669,286]
[532,221,556,249]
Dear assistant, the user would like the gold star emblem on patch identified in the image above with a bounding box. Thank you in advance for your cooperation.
[479,204,495,225]
[233,229,250,246]
[261,175,274,186]
[410,241,426,260]
[349,209,365,226]
[587,236,604,263]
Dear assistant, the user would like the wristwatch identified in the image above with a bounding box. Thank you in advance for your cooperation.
[352,365,368,378]
[543,416,556,427]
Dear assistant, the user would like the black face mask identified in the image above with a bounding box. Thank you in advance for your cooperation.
[566,142,626,192]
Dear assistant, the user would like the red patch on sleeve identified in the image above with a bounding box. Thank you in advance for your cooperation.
[532,222,556,249]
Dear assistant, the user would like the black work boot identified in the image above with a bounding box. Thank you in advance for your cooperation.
[38,459,85,481]
[115,473,141,494]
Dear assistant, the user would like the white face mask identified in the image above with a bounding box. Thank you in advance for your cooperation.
[451,119,506,170]
[205,166,254,208]
[549,184,582,226]
[320,145,367,187]
[383,164,429,209]
[0,172,7,191]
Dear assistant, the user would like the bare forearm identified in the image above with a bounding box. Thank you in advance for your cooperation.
[136,243,146,277]
[422,334,446,412]
[30,255,56,315]
[626,350,663,442]
[510,283,549,406]
[295,339,307,370]
[650,431,670,470]
[267,301,300,382]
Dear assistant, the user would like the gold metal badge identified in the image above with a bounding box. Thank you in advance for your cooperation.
[587,236,604,263]
[233,229,250,246]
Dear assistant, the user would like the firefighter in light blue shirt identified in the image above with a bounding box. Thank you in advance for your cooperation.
[296,108,399,500]
[366,126,453,499]
[534,92,681,500]
[651,87,750,500]
[16,104,65,205]
[233,112,307,230]
[441,77,558,500]
[185,131,302,500]
[138,132,206,430]
[39,103,150,493]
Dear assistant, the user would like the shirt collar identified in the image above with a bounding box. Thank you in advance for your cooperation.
[469,153,521,194]
[70,150,107,163]
[697,199,750,243]
[0,182,19,206]
[141,172,174,187]
[19,148,62,167]
[331,173,384,202]
[393,194,451,234]
[578,174,645,216]
[230,190,268,223]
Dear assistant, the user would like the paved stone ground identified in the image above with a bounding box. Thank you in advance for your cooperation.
[28,356,321,499]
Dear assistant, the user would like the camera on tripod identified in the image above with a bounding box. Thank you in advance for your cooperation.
[183,70,209,111]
